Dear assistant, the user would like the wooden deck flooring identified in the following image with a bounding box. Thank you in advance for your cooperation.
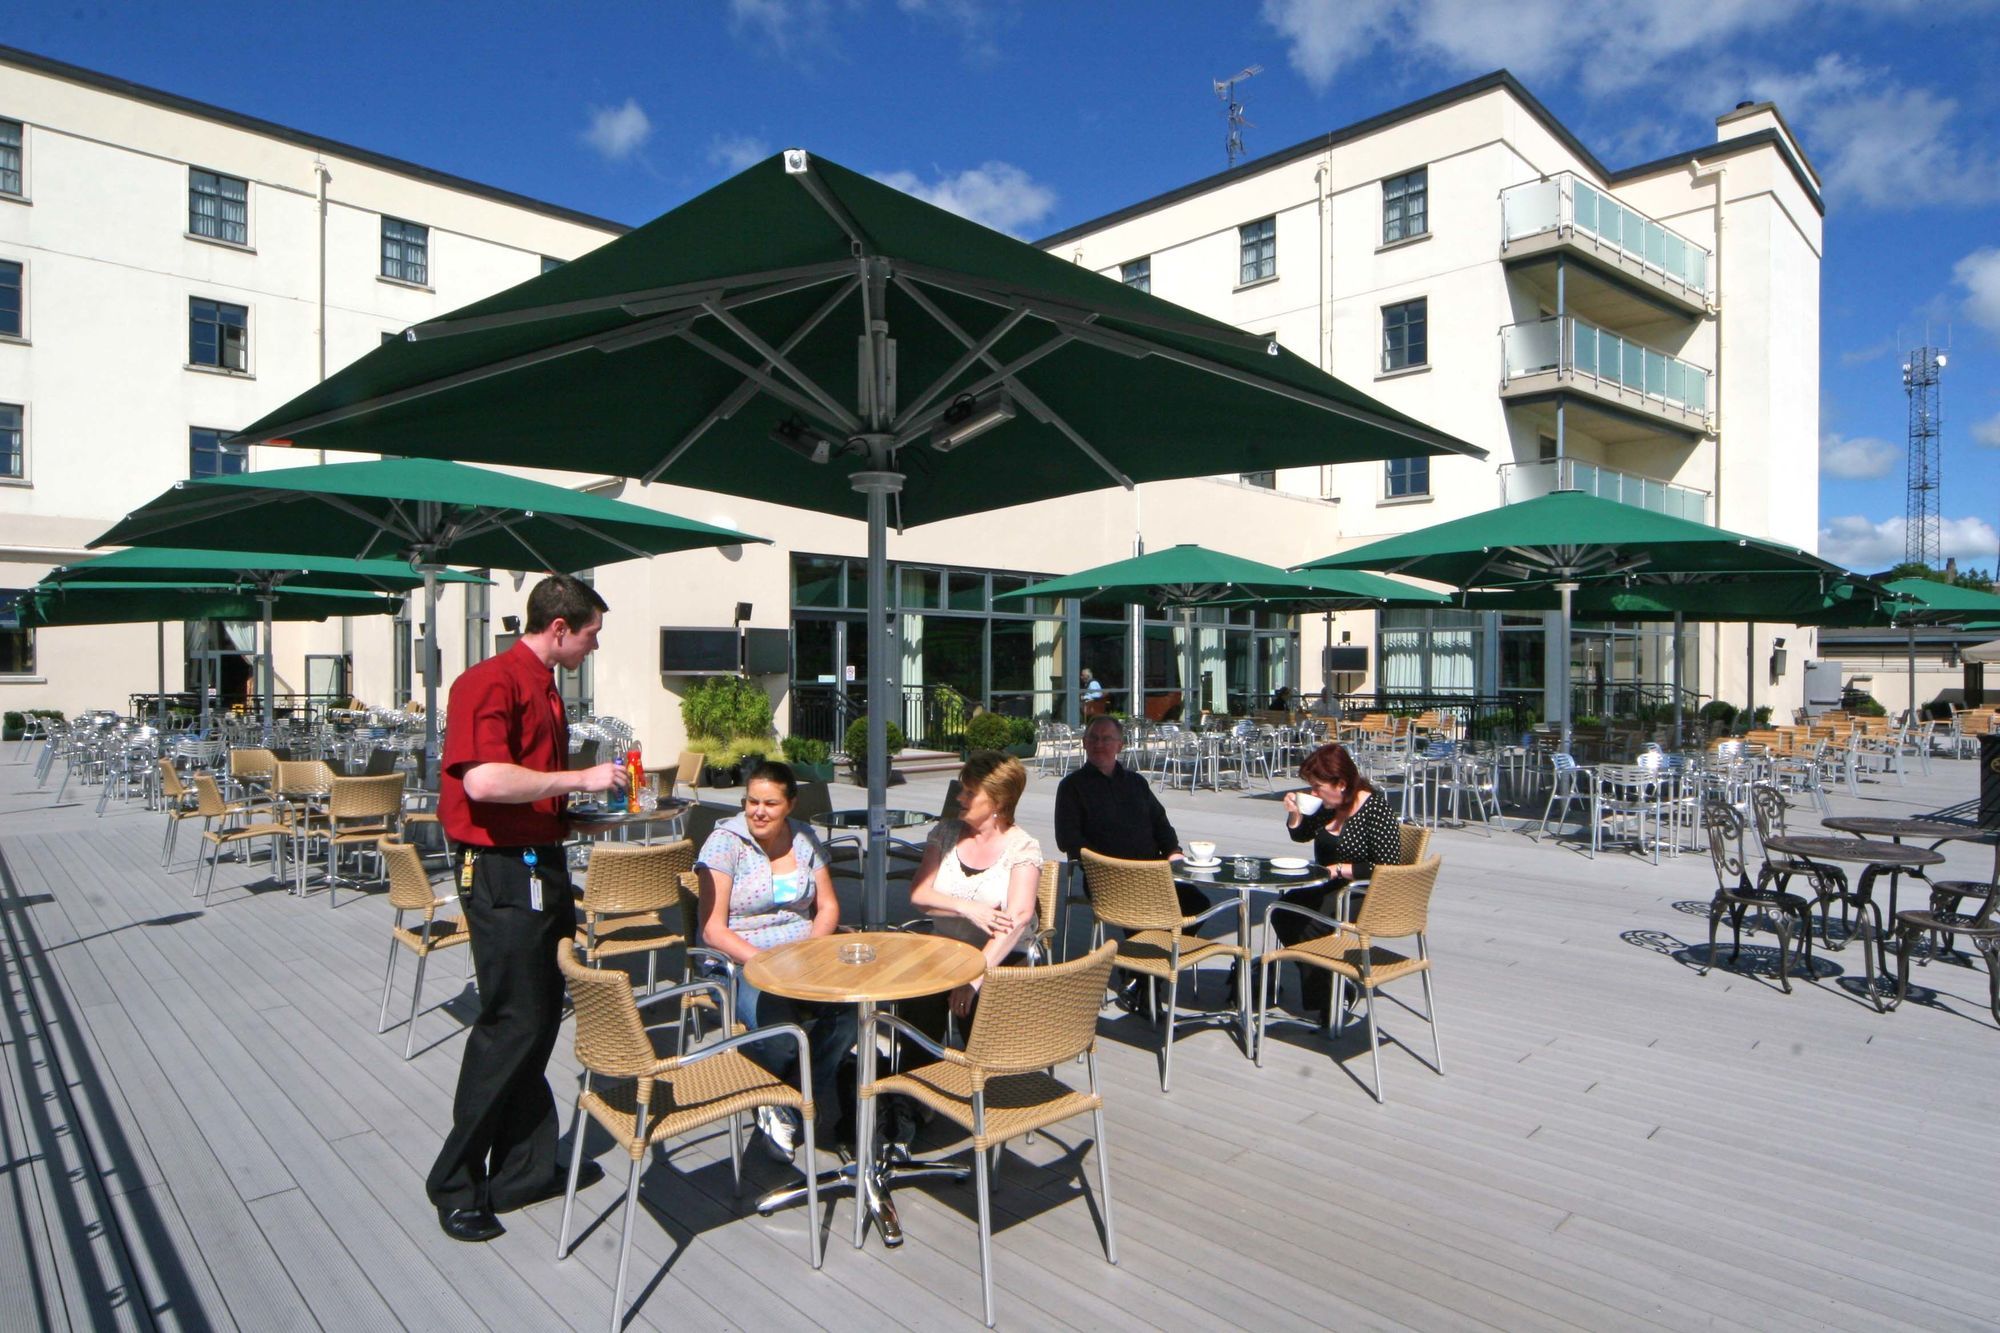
[2,742,1996,1331]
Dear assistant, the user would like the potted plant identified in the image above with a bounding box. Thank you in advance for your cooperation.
[679,676,776,786]
[781,735,836,783]
[1005,715,1038,759]
[843,716,906,776]
[963,711,1015,757]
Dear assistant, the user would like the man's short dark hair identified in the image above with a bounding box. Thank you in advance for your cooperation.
[524,574,609,634]
[1084,715,1124,741]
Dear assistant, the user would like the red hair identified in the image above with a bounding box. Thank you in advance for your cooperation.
[1298,743,1374,797]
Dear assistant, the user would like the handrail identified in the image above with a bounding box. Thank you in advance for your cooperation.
[1500,171,1712,302]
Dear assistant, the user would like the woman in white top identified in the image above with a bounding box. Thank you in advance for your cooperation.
[909,749,1042,1020]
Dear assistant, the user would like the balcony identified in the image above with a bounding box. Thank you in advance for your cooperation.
[1500,315,1712,439]
[1497,458,1710,523]
[1500,173,1713,318]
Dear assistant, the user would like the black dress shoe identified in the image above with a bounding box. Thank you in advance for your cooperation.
[437,1205,505,1243]
[493,1160,604,1213]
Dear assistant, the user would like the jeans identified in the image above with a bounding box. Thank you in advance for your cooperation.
[730,968,855,1133]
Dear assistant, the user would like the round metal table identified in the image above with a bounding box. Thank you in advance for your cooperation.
[745,931,985,1249]
[1174,856,1333,1047]
[1762,835,1945,1010]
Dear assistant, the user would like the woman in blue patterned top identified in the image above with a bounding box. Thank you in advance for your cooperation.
[696,761,853,1161]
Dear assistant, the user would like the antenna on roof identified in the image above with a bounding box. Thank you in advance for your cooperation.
[1214,65,1262,168]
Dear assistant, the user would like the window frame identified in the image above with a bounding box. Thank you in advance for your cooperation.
[189,425,249,479]
[1380,296,1429,374]
[380,216,431,286]
[1382,167,1429,246]
[187,167,250,247]
[0,589,35,678]
[1384,455,1431,500]
[1120,256,1151,293]
[188,295,250,374]
[0,257,22,340]
[0,117,23,199]
[0,400,24,484]
[1238,216,1276,286]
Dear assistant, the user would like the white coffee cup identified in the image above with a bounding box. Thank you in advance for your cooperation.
[1293,792,1323,816]
[1187,840,1216,862]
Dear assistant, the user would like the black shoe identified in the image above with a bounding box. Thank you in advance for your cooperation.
[1111,982,1144,1014]
[437,1205,505,1243]
[492,1160,604,1213]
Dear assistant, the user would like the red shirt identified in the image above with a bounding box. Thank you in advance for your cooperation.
[439,639,569,847]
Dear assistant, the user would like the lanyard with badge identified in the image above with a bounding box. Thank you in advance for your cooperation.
[523,848,543,911]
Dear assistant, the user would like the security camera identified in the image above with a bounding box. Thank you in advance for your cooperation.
[783,149,810,175]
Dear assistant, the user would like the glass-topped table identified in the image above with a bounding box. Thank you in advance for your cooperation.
[1174,855,1333,1050]
[812,808,933,833]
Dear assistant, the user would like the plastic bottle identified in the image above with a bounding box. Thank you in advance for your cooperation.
[625,746,643,813]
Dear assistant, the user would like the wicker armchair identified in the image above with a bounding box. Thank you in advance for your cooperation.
[554,943,819,1332]
[159,757,245,869]
[273,760,337,896]
[870,942,1120,1327]
[375,838,472,1058]
[190,775,294,904]
[1699,800,1813,992]
[225,746,281,809]
[1023,861,1061,964]
[320,774,406,908]
[574,840,698,994]
[1081,849,1247,1091]
[1256,856,1444,1103]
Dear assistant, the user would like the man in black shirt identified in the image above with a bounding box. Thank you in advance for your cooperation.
[1054,715,1210,921]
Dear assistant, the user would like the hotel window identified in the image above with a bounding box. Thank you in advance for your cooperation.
[381,216,429,285]
[1381,298,1427,372]
[1238,216,1275,284]
[1239,471,1276,489]
[464,572,491,666]
[0,259,19,338]
[1383,167,1428,244]
[0,402,20,479]
[0,591,32,676]
[0,119,20,197]
[1386,455,1430,499]
[190,426,248,478]
[189,297,248,371]
[1121,257,1150,293]
[189,168,249,245]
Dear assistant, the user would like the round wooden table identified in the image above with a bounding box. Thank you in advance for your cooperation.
[745,932,985,1249]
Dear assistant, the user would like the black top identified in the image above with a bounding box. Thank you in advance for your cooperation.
[1288,791,1403,881]
[1054,762,1181,861]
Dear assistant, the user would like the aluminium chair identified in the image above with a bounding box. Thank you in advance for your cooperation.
[1256,856,1444,1103]
[1081,849,1247,1091]
[870,942,1120,1327]
[555,943,819,1333]
[376,838,473,1058]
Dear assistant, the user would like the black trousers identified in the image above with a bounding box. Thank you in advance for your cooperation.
[1270,881,1353,1017]
[426,845,574,1211]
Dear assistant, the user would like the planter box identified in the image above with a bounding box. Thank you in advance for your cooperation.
[1003,741,1036,759]
[793,760,836,784]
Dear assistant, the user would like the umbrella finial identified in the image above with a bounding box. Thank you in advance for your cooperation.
[784,149,810,175]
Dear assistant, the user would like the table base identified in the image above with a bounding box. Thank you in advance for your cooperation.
[754,1155,971,1248]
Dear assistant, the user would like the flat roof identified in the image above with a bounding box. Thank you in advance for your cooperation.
[0,43,632,236]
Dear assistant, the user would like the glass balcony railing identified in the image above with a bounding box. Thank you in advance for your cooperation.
[1501,315,1710,416]
[1497,458,1710,523]
[1500,173,1712,303]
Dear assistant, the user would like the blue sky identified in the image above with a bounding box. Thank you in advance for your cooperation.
[13,1,1999,573]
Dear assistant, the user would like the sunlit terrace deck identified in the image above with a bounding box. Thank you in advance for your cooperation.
[1,742,1995,1331]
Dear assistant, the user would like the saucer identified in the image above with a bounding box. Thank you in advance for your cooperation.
[1269,856,1310,871]
[1181,856,1222,869]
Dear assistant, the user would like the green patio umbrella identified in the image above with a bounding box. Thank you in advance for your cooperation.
[1875,578,2000,712]
[214,150,1484,924]
[41,547,486,736]
[16,582,400,733]
[1302,491,1847,751]
[995,545,1448,718]
[91,458,768,770]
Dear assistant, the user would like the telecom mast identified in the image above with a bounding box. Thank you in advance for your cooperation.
[1214,65,1261,167]
[1902,345,1946,566]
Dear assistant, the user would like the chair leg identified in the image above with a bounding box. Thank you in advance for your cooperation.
[1091,1104,1118,1265]
[1421,967,1443,1075]
[377,940,401,1033]
[556,1098,590,1258]
[405,952,430,1060]
[727,1110,742,1196]
[1363,986,1384,1104]
[799,1108,822,1269]
[609,1151,645,1333]
[974,1135,996,1328]
[1254,956,1272,1067]
[1161,973,1177,1092]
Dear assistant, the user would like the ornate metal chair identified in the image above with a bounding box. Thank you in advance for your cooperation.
[1699,800,1814,992]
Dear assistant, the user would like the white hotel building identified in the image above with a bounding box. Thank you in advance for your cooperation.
[0,48,1822,751]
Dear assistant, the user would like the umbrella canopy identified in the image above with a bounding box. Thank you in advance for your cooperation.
[1877,578,2000,622]
[1963,638,2000,664]
[92,458,769,764]
[41,546,487,595]
[1462,577,1895,625]
[212,150,1485,924]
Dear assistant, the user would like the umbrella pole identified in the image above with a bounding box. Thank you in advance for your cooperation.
[854,469,903,928]
[261,593,276,740]
[1908,623,1917,720]
[422,569,441,785]
[1557,582,1574,756]
[1181,607,1196,724]
[156,622,166,732]
[1672,611,1684,749]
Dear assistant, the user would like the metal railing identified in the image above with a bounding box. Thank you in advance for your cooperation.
[1500,172,1712,303]
[1497,458,1709,522]
[1501,315,1710,416]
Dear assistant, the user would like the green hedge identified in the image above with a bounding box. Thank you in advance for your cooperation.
[3,709,62,741]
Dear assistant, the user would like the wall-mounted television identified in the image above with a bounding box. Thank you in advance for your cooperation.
[1323,646,1369,673]
[742,627,790,676]
[660,627,740,674]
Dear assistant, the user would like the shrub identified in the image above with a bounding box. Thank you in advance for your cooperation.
[1700,700,1738,728]
[963,712,1015,751]
[1853,694,1888,717]
[781,735,830,767]
[1007,715,1036,745]
[679,676,774,744]
[3,709,63,741]
[844,716,906,768]
[1752,705,1773,727]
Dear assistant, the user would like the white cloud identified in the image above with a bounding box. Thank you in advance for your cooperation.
[870,161,1056,237]
[1820,513,2000,572]
[708,133,771,174]
[897,0,1008,63]
[1757,63,2000,210]
[1972,412,2000,448]
[1956,248,2000,337]
[728,0,834,61]
[1820,433,1899,480]
[582,99,652,162]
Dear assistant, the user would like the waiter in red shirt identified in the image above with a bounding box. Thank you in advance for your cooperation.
[426,574,627,1243]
